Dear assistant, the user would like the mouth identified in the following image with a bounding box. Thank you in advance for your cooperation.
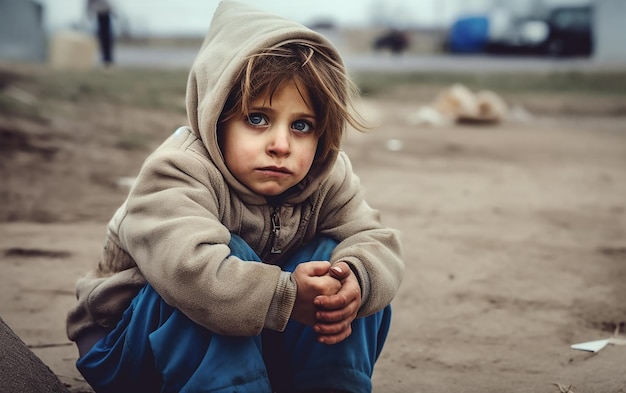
[257,166,293,175]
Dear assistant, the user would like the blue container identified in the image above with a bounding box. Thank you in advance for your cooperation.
[447,16,489,53]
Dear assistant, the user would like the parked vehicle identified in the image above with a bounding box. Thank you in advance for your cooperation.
[486,5,593,57]
[544,5,593,56]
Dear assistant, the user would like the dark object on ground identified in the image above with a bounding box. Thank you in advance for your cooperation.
[0,316,70,393]
[373,29,409,54]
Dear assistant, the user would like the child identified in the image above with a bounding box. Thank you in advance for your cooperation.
[66,1,404,392]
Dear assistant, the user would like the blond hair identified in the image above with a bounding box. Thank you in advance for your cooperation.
[219,40,365,162]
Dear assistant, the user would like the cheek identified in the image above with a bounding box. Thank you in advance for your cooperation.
[224,141,256,174]
[221,126,251,171]
[298,139,319,171]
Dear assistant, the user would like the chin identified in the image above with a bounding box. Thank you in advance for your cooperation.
[256,187,288,197]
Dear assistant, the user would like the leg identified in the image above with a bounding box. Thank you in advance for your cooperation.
[282,306,391,393]
[97,12,113,65]
[263,238,392,393]
[76,236,273,393]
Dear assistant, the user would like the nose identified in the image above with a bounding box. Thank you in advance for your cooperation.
[267,126,290,157]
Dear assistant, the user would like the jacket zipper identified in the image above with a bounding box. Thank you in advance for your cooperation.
[270,206,282,254]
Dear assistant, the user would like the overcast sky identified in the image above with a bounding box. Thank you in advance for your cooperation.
[38,0,591,36]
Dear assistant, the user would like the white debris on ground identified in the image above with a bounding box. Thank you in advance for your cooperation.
[406,84,516,127]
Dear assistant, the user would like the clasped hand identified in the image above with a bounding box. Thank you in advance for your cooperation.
[291,261,361,345]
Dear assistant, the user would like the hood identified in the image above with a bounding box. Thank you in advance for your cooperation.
[186,1,345,205]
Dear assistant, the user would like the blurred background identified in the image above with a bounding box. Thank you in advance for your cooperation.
[2,2,626,392]
[1,0,625,70]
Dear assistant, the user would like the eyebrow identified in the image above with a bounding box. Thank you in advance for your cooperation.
[248,106,316,121]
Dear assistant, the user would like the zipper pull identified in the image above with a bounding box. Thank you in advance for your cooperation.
[270,207,282,254]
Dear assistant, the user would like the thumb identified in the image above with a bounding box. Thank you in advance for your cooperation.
[328,261,351,280]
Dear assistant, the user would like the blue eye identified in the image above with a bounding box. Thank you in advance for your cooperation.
[247,113,267,126]
[292,120,312,133]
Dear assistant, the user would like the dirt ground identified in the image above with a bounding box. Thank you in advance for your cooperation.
[1,68,626,392]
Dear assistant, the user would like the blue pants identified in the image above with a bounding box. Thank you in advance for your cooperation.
[77,236,392,393]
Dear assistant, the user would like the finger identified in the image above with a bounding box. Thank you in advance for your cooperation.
[317,285,361,309]
[316,306,355,323]
[303,261,331,276]
[317,325,353,345]
[314,292,348,310]
[314,319,350,335]
[317,276,342,295]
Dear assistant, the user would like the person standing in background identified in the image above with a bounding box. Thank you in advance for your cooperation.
[87,0,114,67]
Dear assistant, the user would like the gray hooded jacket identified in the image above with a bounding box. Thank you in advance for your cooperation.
[67,1,404,342]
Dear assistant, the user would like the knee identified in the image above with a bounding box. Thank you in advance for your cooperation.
[302,236,338,260]
[284,237,338,272]
[228,234,261,262]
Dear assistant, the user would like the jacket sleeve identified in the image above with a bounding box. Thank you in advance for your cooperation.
[318,152,404,317]
[117,146,294,335]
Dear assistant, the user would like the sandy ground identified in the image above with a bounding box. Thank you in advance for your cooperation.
[1,87,626,392]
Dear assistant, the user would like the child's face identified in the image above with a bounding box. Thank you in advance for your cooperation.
[221,79,320,196]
